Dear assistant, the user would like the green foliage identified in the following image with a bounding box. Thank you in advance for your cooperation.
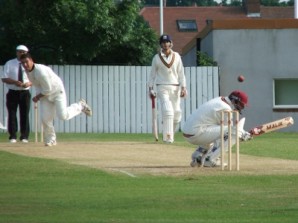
[261,0,280,6]
[229,0,242,6]
[96,1,158,65]
[0,0,157,65]
[197,51,217,66]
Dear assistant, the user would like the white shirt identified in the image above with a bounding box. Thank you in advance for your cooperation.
[182,96,233,135]
[2,58,30,90]
[26,64,64,101]
[148,49,186,88]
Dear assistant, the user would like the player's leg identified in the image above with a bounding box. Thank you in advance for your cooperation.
[201,118,247,167]
[18,90,31,142]
[55,91,92,120]
[157,86,174,143]
[171,86,182,134]
[40,99,56,146]
[185,124,228,167]
[6,90,19,142]
[161,100,174,143]
[190,146,208,167]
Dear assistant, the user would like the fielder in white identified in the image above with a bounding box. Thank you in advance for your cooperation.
[148,34,187,143]
[20,53,92,147]
[182,90,252,167]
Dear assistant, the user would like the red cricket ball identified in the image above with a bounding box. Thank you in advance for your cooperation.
[238,75,245,82]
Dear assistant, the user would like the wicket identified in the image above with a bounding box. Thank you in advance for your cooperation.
[220,110,240,171]
[34,102,44,143]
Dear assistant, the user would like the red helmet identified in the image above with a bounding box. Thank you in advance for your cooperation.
[229,90,248,112]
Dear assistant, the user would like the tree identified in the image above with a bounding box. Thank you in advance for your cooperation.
[197,51,217,66]
[0,0,158,65]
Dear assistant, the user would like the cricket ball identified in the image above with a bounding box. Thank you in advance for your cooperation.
[238,75,245,82]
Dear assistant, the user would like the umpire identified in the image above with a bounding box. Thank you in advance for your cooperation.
[1,45,31,143]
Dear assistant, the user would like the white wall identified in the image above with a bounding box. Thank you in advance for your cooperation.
[1,65,219,133]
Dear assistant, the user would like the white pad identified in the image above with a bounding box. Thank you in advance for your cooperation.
[205,146,221,163]
[174,110,182,123]
[162,100,174,142]
[163,116,173,142]
[238,117,245,133]
[173,122,179,133]
[191,147,207,160]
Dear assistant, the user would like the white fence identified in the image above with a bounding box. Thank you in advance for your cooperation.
[0,65,219,133]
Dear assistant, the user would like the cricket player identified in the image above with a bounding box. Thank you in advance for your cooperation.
[182,90,252,167]
[148,34,187,143]
[20,53,92,147]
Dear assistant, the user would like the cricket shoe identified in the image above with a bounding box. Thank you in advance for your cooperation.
[163,139,173,144]
[21,139,29,143]
[204,157,227,167]
[190,157,202,167]
[190,147,208,167]
[9,139,17,143]
[45,140,57,147]
[79,99,92,116]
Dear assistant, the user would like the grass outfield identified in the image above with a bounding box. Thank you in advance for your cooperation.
[1,132,298,222]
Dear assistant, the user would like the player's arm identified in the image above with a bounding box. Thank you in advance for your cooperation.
[1,77,24,87]
[32,93,44,103]
[176,54,187,97]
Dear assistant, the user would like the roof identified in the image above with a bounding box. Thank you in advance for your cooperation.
[182,18,298,55]
[140,6,294,55]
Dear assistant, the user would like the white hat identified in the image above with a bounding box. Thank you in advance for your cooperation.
[16,45,29,52]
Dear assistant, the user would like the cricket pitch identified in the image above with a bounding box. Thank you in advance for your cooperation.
[1,141,298,177]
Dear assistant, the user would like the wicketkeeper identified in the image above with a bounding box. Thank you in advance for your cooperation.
[182,90,252,167]
[148,34,187,143]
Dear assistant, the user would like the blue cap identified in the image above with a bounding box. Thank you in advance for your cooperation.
[159,34,172,44]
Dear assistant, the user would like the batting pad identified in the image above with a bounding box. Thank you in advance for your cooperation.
[163,116,173,142]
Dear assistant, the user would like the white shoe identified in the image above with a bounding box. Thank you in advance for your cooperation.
[79,99,92,116]
[21,139,29,143]
[163,140,173,144]
[10,139,17,143]
[204,158,227,167]
[204,159,220,167]
[45,140,57,147]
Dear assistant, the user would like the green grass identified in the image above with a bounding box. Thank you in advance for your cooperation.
[1,132,298,222]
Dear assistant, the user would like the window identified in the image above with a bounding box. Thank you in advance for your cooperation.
[273,79,298,108]
[176,20,197,32]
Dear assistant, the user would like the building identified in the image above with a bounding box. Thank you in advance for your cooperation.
[188,19,298,131]
[140,0,294,57]
[141,1,298,132]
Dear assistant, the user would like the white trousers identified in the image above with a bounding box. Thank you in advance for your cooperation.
[185,118,246,161]
[40,90,82,143]
[157,85,182,142]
